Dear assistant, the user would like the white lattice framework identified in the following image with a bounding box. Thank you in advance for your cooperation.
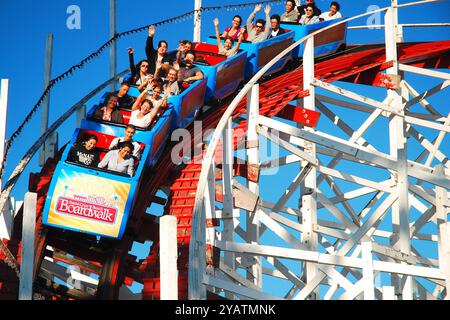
[189,0,450,300]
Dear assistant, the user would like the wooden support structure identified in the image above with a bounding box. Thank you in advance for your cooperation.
[19,192,37,300]
[159,215,178,300]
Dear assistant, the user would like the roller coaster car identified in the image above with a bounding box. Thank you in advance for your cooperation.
[280,18,347,58]
[190,42,247,101]
[42,128,149,239]
[207,30,295,79]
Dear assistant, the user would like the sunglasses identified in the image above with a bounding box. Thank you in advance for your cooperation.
[256,25,264,29]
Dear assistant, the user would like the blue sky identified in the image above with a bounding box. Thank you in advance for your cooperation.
[0,0,449,297]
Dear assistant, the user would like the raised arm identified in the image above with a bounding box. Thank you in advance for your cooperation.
[214,18,221,47]
[145,25,156,62]
[128,48,137,76]
[262,5,272,39]
[132,85,151,111]
[247,4,261,31]
[234,28,246,51]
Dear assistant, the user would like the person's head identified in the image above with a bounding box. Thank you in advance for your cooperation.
[106,94,119,109]
[118,82,130,97]
[157,40,168,56]
[255,19,266,34]
[305,4,315,17]
[152,85,162,97]
[141,99,153,115]
[118,141,134,158]
[306,0,315,4]
[232,15,242,28]
[167,68,178,82]
[137,60,150,75]
[84,135,98,151]
[270,14,280,30]
[124,124,136,141]
[285,0,295,13]
[184,51,196,66]
[330,1,340,14]
[181,40,192,53]
[224,37,234,50]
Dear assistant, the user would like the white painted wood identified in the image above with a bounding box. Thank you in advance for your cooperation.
[382,286,396,300]
[19,192,37,300]
[221,118,235,299]
[259,115,450,189]
[193,0,202,42]
[399,64,450,80]
[160,215,178,300]
[246,84,261,288]
[0,197,13,240]
[0,79,8,180]
[438,223,450,300]
[204,275,280,300]
[76,105,86,128]
[362,242,375,300]
[39,33,53,167]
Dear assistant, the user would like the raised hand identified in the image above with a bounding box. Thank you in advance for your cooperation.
[173,61,180,71]
[254,4,262,13]
[128,47,134,55]
[148,25,155,37]
[239,27,246,34]
[264,4,271,15]
[213,18,219,27]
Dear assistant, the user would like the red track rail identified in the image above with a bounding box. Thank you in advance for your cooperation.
[0,41,449,300]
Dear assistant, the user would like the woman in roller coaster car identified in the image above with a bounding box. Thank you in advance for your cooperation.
[92,94,124,124]
[297,0,322,20]
[176,40,193,62]
[128,47,153,92]
[173,51,204,87]
[299,4,320,25]
[214,18,244,57]
[98,140,135,176]
[109,124,142,159]
[67,134,100,167]
[129,82,165,129]
[147,83,167,110]
[221,15,246,41]
[158,66,181,97]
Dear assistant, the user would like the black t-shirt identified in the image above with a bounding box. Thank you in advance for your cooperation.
[67,144,100,167]
[117,94,134,109]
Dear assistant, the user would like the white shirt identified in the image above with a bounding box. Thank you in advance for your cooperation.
[319,11,342,21]
[98,149,134,176]
[109,137,141,159]
[129,110,152,129]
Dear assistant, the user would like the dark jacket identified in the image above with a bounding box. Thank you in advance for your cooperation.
[297,4,322,19]
[67,144,100,167]
[269,27,287,39]
[93,106,124,124]
[145,36,174,75]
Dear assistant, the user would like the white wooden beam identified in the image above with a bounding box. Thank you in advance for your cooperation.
[19,192,37,300]
[246,84,261,288]
[159,215,178,300]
